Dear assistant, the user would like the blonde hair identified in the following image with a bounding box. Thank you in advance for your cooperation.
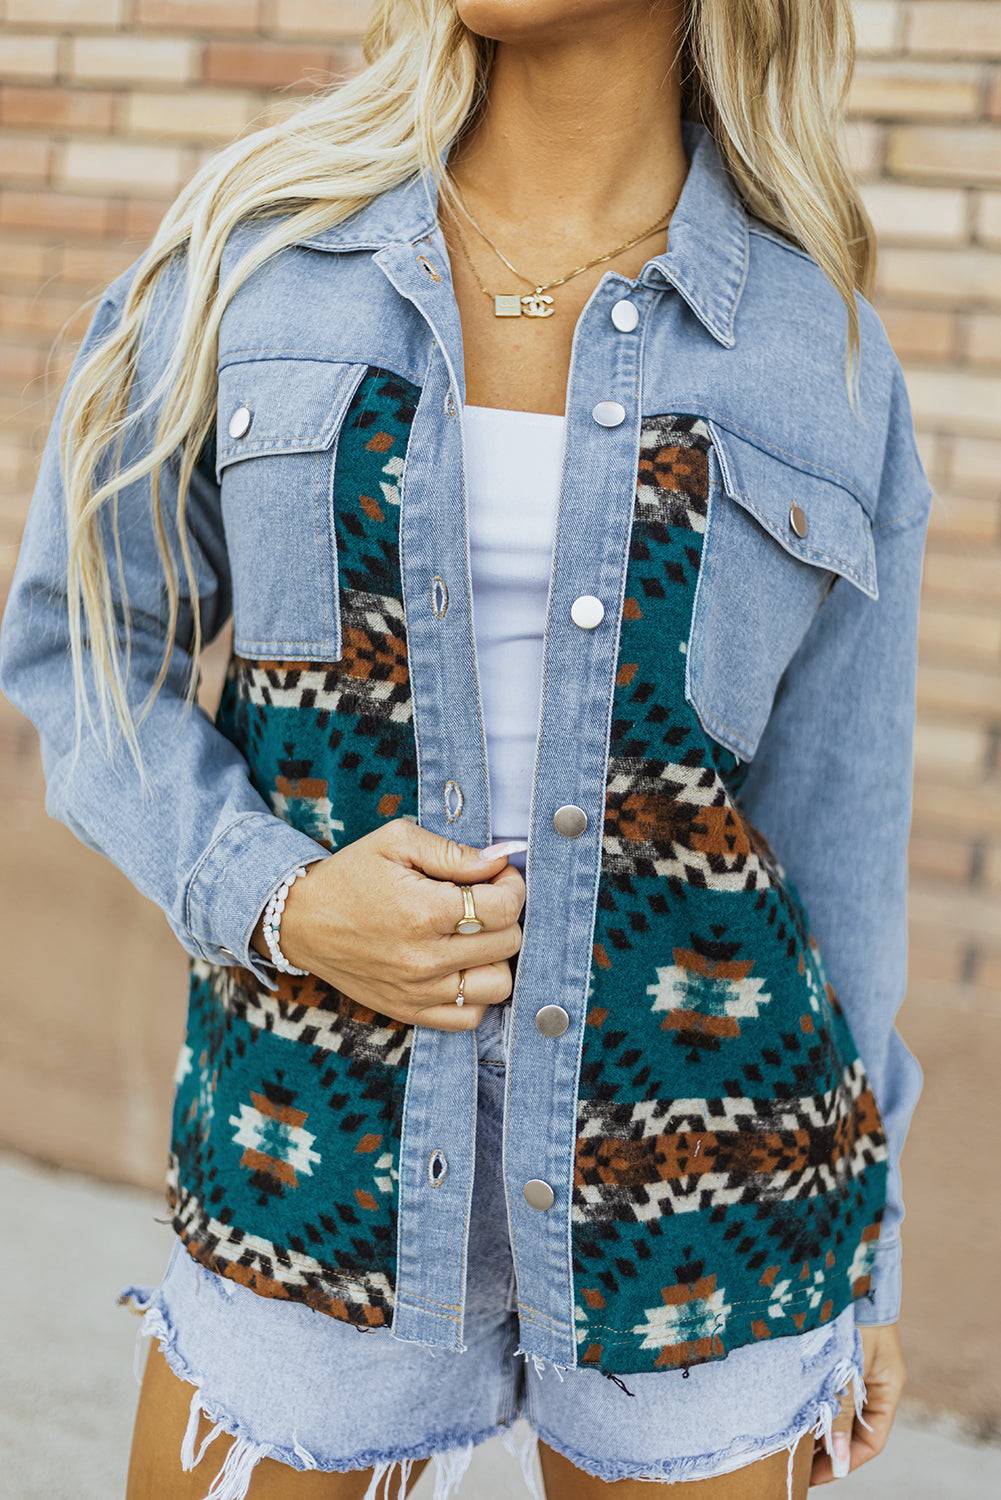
[60,0,872,775]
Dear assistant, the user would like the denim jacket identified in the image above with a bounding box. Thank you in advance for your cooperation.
[0,120,931,1376]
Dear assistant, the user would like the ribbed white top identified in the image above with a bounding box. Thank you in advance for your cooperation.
[462,403,567,854]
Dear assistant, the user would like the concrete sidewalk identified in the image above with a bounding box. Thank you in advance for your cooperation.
[1,1153,997,1499]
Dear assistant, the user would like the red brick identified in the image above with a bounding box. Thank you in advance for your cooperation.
[924,546,1001,600]
[135,0,259,28]
[877,247,1001,305]
[877,302,957,361]
[887,125,1001,185]
[849,61,982,119]
[0,237,59,287]
[6,0,126,24]
[202,40,335,90]
[918,659,1001,718]
[909,831,973,883]
[0,138,51,184]
[0,341,47,385]
[0,86,116,133]
[965,311,1001,364]
[272,0,372,38]
[926,492,1001,545]
[57,242,136,287]
[0,189,112,238]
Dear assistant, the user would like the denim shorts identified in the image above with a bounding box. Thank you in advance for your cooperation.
[120,1001,867,1500]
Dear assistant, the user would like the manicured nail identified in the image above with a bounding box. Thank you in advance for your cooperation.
[831,1431,851,1479]
[480,840,529,858]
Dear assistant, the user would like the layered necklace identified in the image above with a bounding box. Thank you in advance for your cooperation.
[442,175,681,319]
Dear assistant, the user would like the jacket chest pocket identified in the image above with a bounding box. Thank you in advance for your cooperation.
[215,357,368,660]
[687,425,878,761]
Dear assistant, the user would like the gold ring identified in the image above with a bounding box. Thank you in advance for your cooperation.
[455,971,466,1007]
[455,886,483,936]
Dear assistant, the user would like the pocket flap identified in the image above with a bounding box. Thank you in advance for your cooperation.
[215,357,367,478]
[708,423,878,600]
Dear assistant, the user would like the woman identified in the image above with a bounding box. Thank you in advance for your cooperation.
[0,1,930,1497]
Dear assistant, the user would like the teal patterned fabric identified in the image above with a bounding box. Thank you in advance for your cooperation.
[167,370,421,1327]
[166,385,888,1372]
[574,416,887,1371]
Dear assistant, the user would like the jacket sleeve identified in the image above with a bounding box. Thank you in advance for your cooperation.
[736,361,932,1326]
[0,260,331,992]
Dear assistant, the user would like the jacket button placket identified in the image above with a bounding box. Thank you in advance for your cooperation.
[503,274,651,1369]
[375,239,493,1356]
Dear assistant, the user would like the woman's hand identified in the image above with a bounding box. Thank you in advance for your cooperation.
[253,819,526,1031]
[811,1322,907,1484]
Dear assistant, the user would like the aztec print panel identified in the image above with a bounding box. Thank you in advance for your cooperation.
[573,414,889,1374]
[168,369,421,1328]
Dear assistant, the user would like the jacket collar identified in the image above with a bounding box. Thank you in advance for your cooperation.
[297,118,748,348]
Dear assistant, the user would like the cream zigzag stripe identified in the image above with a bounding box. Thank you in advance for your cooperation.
[572,1133,888,1223]
[167,1159,396,1308]
[193,959,413,1065]
[577,1057,877,1138]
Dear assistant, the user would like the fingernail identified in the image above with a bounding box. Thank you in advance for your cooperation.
[480,840,529,858]
[831,1431,851,1479]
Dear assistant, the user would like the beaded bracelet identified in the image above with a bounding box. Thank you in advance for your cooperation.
[261,863,309,976]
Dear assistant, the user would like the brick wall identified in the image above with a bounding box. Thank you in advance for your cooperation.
[1,1,999,1420]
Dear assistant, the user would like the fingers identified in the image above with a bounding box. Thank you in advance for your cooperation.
[413,1002,486,1032]
[811,1387,856,1487]
[811,1323,906,1486]
[430,925,523,974]
[383,820,511,885]
[831,1389,856,1480]
[428,961,513,1011]
[416,864,525,938]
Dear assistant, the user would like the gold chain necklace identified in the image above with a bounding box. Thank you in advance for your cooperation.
[442,176,679,319]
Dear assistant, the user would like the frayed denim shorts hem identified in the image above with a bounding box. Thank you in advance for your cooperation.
[119,1009,869,1499]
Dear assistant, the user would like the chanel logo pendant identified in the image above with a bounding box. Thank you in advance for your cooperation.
[522,289,555,318]
[493,289,556,318]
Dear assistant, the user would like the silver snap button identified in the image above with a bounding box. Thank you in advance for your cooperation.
[611,298,639,332]
[524,1179,555,1211]
[534,1005,570,1037]
[553,804,588,838]
[228,405,252,440]
[570,595,604,630]
[789,502,809,539]
[592,400,626,428]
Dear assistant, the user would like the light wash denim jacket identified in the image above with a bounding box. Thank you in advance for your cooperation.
[0,121,931,1377]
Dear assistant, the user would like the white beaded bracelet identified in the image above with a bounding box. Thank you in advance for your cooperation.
[261,863,309,976]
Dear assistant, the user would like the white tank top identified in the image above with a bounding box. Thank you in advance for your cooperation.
[461,403,566,852]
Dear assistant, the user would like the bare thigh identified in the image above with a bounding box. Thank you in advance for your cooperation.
[538,1436,814,1499]
[126,1343,429,1500]
[128,1340,813,1500]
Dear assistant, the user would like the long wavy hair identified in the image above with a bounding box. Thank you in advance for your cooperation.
[60,0,873,776]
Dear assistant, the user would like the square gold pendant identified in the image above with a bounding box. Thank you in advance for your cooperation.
[494,294,523,317]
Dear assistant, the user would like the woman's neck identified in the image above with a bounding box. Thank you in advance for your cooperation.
[447,3,689,249]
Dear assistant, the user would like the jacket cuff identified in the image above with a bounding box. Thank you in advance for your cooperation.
[184,811,332,992]
[854,1235,902,1326]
